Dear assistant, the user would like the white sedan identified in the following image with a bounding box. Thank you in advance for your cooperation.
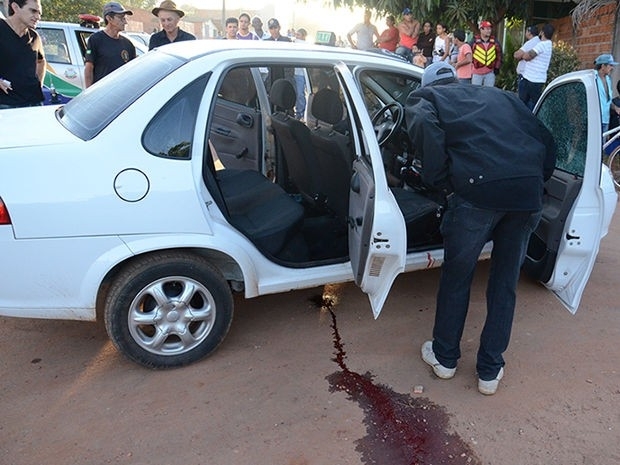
[0,41,615,368]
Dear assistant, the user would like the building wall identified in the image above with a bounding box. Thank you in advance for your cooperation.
[551,3,618,70]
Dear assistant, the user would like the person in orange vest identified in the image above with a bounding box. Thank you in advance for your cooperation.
[471,20,502,86]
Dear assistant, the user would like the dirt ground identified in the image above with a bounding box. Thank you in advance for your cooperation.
[2,212,620,465]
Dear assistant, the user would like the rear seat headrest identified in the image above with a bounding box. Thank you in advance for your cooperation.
[311,88,343,125]
[269,79,296,111]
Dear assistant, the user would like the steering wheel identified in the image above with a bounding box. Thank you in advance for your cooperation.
[371,102,404,147]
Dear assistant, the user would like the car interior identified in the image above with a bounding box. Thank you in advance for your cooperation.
[205,64,444,266]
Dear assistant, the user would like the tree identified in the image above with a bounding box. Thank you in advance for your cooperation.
[42,0,106,23]
[332,0,528,33]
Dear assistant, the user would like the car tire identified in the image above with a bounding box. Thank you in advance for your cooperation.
[104,252,233,369]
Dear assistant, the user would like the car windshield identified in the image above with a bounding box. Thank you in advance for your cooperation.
[57,52,186,140]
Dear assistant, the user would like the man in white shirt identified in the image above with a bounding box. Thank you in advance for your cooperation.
[514,26,539,78]
[515,24,554,110]
[346,9,378,51]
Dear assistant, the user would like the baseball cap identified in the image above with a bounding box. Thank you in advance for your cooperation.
[479,20,492,29]
[267,18,280,29]
[421,62,457,87]
[594,53,619,66]
[103,2,133,17]
[402,8,412,15]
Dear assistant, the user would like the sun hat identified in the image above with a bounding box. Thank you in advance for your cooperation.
[594,54,619,66]
[103,2,132,17]
[421,62,457,87]
[152,0,185,17]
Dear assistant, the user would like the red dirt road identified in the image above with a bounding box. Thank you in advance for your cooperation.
[2,210,620,465]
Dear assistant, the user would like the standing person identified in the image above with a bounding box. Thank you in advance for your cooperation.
[515,24,553,110]
[346,9,379,51]
[237,12,259,40]
[395,8,420,62]
[377,15,399,52]
[513,25,540,86]
[0,0,45,109]
[432,22,450,63]
[451,29,472,83]
[417,20,435,66]
[264,18,291,42]
[593,54,620,135]
[293,28,307,119]
[251,16,269,39]
[148,0,195,50]
[222,17,238,40]
[405,62,556,395]
[471,20,502,86]
[84,2,136,88]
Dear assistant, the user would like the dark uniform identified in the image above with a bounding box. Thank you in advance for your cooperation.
[0,19,44,108]
[85,30,136,84]
[148,28,195,50]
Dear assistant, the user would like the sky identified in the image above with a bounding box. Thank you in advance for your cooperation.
[187,0,371,40]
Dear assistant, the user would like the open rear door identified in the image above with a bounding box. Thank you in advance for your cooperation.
[334,63,407,318]
[524,71,617,313]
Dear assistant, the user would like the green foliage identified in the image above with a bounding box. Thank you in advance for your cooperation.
[547,40,580,84]
[333,0,529,33]
[42,0,106,23]
[495,33,518,91]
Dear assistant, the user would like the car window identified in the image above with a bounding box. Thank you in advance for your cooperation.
[143,74,210,159]
[38,27,71,64]
[536,81,587,177]
[58,53,186,140]
[75,30,94,62]
[358,70,420,117]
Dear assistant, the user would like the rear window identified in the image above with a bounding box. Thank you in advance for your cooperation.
[57,53,185,140]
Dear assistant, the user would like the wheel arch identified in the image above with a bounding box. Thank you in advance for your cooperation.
[94,247,247,322]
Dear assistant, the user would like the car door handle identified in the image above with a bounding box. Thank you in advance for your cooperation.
[236,113,254,128]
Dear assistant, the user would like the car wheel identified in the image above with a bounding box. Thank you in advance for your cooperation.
[104,252,233,369]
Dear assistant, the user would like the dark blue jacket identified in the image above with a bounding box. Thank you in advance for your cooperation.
[406,83,556,211]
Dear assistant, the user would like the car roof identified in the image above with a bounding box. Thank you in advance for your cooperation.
[155,39,418,69]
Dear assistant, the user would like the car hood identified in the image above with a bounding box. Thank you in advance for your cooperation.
[0,105,77,148]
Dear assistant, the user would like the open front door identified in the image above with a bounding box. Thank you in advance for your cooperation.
[524,71,617,313]
[334,63,407,318]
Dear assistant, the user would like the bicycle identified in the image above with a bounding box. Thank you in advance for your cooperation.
[604,125,620,189]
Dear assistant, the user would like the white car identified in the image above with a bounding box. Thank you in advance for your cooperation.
[0,41,615,368]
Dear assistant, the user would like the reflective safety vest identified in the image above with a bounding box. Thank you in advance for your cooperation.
[471,36,500,69]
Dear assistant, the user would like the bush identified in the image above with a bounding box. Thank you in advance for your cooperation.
[496,34,519,92]
[547,40,580,84]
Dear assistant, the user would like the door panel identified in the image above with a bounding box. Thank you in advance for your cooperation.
[525,74,616,313]
[336,63,407,318]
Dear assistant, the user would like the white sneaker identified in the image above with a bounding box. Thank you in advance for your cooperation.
[421,340,456,379]
[478,367,504,395]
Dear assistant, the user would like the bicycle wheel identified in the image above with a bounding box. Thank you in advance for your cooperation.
[607,146,620,189]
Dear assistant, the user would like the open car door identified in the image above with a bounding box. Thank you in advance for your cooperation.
[335,63,407,318]
[524,71,617,313]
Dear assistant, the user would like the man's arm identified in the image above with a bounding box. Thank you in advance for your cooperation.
[84,62,94,88]
[405,94,451,192]
[35,55,46,84]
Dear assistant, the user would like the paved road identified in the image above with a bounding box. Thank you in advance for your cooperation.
[2,210,620,465]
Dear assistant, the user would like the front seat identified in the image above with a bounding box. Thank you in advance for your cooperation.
[309,88,353,218]
[269,79,325,208]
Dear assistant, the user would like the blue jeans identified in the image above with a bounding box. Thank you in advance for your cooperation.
[432,195,541,380]
[518,78,543,111]
[471,71,495,87]
[294,74,306,120]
